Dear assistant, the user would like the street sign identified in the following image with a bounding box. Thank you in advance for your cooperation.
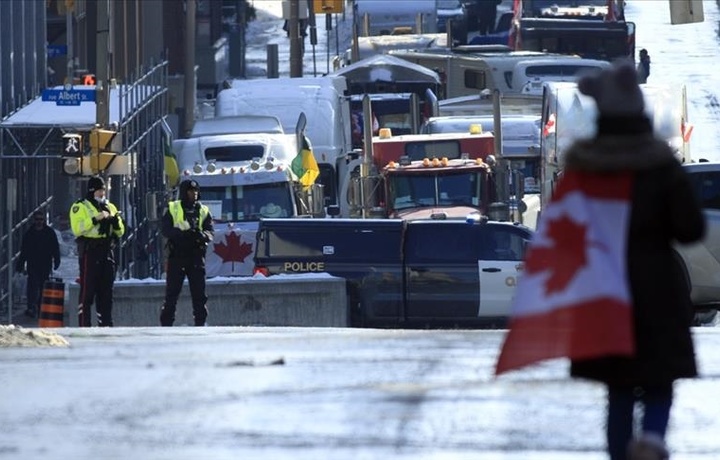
[47,44,68,58]
[41,88,96,106]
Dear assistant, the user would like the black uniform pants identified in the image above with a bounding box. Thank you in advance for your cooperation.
[160,256,208,326]
[78,244,116,327]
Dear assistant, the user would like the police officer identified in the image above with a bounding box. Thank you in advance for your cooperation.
[69,176,125,327]
[160,179,214,326]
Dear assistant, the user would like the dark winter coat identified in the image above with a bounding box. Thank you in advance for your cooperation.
[17,224,61,276]
[568,118,705,386]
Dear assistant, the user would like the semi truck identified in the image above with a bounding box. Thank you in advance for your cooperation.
[338,125,501,219]
[539,81,691,210]
[253,216,533,328]
[172,114,324,277]
[509,0,636,62]
[214,76,352,209]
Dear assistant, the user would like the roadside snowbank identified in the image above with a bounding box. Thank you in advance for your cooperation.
[0,325,69,348]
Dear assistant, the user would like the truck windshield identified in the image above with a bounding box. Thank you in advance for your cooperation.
[521,29,629,61]
[201,182,294,222]
[389,171,482,210]
[526,0,608,14]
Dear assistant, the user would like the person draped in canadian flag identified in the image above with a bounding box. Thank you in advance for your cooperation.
[495,63,705,460]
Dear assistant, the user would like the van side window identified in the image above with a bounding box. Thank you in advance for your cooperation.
[407,225,477,263]
[267,228,401,261]
[480,227,528,261]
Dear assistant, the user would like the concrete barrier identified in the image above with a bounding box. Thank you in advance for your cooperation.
[64,275,348,327]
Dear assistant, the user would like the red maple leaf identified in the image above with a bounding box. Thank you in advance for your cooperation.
[213,232,254,270]
[525,215,588,295]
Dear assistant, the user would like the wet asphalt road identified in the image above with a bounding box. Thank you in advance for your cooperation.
[2,326,720,459]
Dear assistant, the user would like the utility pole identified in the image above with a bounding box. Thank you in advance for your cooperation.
[184,0,197,137]
[66,0,74,83]
[95,0,111,128]
[289,0,303,77]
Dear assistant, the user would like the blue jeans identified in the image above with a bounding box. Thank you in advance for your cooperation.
[607,384,673,460]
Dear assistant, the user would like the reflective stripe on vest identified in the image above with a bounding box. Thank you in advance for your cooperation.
[168,200,210,229]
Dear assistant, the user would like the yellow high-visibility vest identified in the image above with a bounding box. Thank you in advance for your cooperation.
[168,201,210,230]
[69,199,125,239]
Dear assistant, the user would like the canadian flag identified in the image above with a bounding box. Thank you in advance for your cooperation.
[543,113,556,137]
[495,170,636,375]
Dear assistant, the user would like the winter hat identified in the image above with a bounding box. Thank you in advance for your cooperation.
[578,62,645,117]
[260,203,285,218]
[577,61,651,135]
[179,179,200,194]
[87,176,106,193]
[178,179,201,203]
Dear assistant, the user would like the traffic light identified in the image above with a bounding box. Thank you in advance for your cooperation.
[81,74,96,85]
[61,133,84,175]
[88,127,122,173]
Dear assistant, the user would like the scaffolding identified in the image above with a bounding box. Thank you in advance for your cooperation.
[0,60,170,319]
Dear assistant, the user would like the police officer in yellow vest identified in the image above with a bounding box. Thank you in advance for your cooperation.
[160,179,214,326]
[69,176,125,327]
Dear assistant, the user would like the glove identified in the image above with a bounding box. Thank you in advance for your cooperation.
[110,214,121,230]
[193,228,208,246]
[99,218,112,236]
[94,211,110,223]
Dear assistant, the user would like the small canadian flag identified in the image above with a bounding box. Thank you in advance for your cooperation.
[495,170,636,375]
[543,113,556,137]
[681,119,694,143]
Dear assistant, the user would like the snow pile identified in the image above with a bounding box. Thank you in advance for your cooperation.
[0,325,69,348]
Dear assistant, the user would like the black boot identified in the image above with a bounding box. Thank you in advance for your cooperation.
[193,304,208,326]
[160,304,175,327]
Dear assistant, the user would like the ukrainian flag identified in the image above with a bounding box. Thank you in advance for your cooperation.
[163,136,180,189]
[291,135,319,190]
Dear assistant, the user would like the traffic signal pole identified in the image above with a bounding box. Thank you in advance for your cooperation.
[184,0,196,137]
[289,0,303,77]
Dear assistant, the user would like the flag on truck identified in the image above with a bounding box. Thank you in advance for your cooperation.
[292,134,320,190]
[495,170,635,375]
[161,119,180,189]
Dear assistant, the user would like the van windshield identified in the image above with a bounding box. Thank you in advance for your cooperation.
[201,182,294,222]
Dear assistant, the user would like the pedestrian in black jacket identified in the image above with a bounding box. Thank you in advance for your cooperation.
[476,0,502,35]
[160,179,214,326]
[16,211,61,317]
[567,64,704,460]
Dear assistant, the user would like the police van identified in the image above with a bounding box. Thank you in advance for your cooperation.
[254,217,533,328]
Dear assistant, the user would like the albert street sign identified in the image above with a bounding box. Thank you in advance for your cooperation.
[41,88,96,106]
